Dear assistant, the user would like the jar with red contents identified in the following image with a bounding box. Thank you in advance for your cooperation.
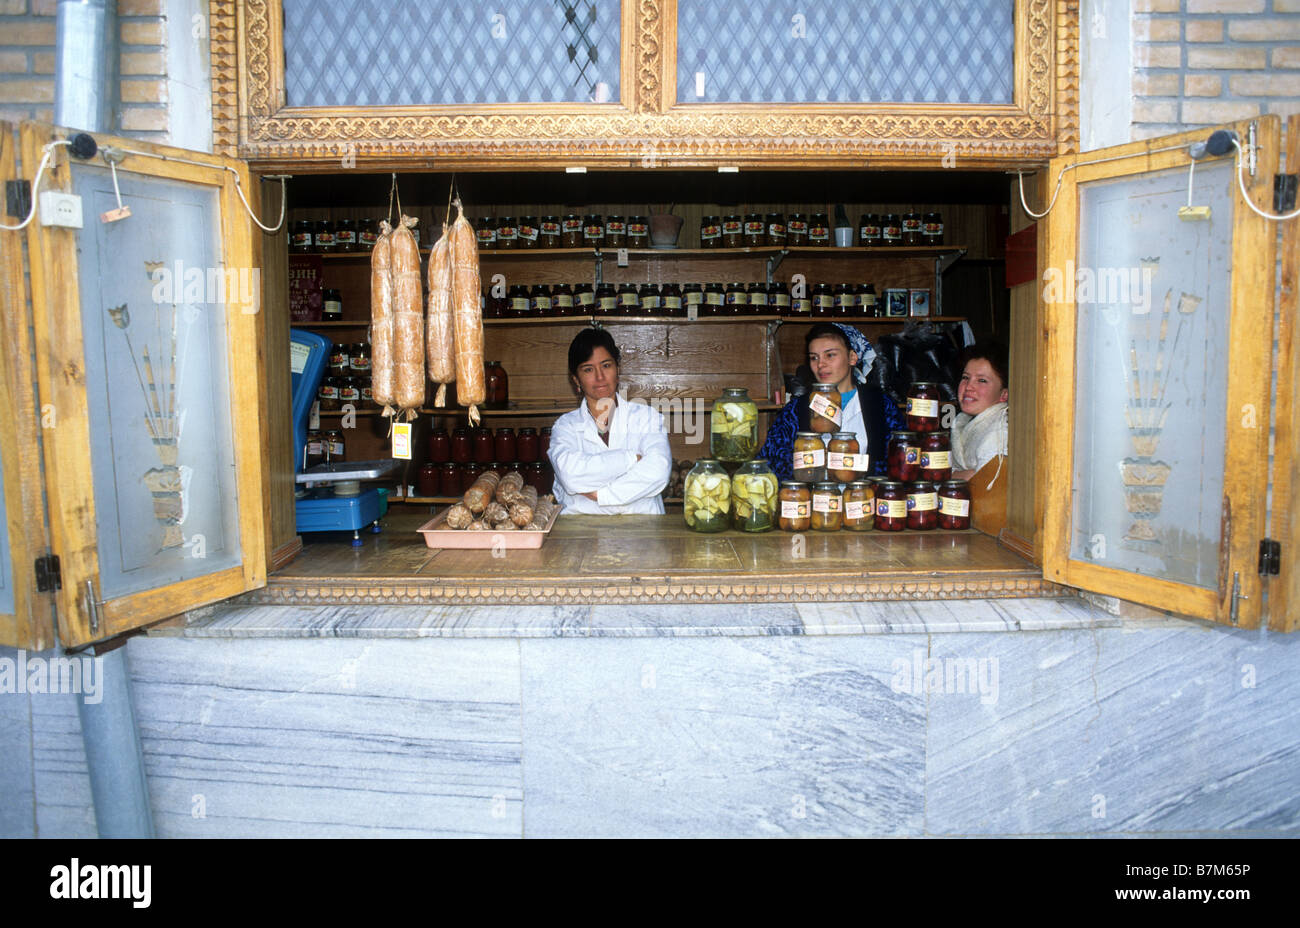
[524,461,546,493]
[417,463,439,498]
[938,479,972,530]
[460,462,484,495]
[428,427,450,463]
[494,427,517,463]
[905,382,942,432]
[874,480,908,531]
[517,427,540,463]
[920,432,952,482]
[472,427,495,464]
[887,430,922,481]
[906,480,939,530]
[438,462,460,497]
[539,427,552,460]
[451,427,472,464]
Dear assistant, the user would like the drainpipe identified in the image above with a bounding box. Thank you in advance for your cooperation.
[55,0,154,839]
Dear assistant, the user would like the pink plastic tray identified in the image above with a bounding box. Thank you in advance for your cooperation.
[417,504,561,549]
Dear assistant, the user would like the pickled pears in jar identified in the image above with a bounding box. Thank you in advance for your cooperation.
[808,383,842,433]
[710,387,759,461]
[683,459,731,533]
[730,459,778,532]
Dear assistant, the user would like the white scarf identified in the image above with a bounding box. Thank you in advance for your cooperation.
[951,402,1008,473]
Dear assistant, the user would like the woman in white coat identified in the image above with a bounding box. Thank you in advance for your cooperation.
[548,328,671,514]
[950,342,1009,480]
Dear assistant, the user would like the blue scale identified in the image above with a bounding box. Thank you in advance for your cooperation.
[291,329,400,546]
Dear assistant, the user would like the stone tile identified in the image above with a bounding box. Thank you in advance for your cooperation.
[587,603,803,637]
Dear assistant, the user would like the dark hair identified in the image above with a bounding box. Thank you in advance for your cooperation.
[568,327,621,377]
[804,323,852,353]
[960,341,1009,391]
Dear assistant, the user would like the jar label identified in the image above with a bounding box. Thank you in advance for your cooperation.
[907,397,940,418]
[476,230,496,244]
[541,221,561,234]
[809,226,829,241]
[883,227,901,240]
[318,385,338,399]
[750,292,769,306]
[815,295,834,309]
[808,393,842,426]
[792,298,811,314]
[813,492,841,513]
[641,297,661,309]
[361,386,373,401]
[335,230,356,244]
[664,296,683,309]
[877,498,907,518]
[903,218,923,232]
[618,293,639,307]
[360,230,378,245]
[339,386,359,402]
[532,297,552,310]
[328,440,344,456]
[939,496,971,517]
[605,221,625,235]
[498,227,517,240]
[722,220,742,234]
[861,224,881,237]
[511,297,530,312]
[768,223,785,236]
[351,358,371,372]
[920,450,951,469]
[845,500,870,520]
[828,452,869,472]
[725,292,749,305]
[291,232,312,246]
[701,225,721,240]
[330,350,348,365]
[577,292,596,306]
[555,294,575,308]
[773,294,791,307]
[306,438,323,454]
[781,500,810,518]
[861,294,878,308]
[907,492,938,511]
[793,448,826,469]
[627,222,647,235]
[686,292,703,305]
[834,295,855,309]
[706,292,724,306]
[924,222,943,235]
[315,232,335,245]
[563,218,583,232]
[584,226,603,239]
[519,226,539,241]
[599,296,618,310]
[906,445,921,464]
[744,221,764,235]
[788,220,808,233]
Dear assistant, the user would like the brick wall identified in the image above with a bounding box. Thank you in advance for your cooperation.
[0,0,170,141]
[1133,0,1300,138]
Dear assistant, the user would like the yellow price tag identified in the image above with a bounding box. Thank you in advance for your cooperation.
[392,422,412,460]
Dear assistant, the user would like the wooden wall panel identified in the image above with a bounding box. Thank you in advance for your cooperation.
[1005,174,1041,559]
[262,181,299,569]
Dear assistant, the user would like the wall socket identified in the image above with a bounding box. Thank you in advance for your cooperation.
[39,191,83,228]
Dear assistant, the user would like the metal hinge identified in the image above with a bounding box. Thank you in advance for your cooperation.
[1275,174,1298,214]
[34,554,61,592]
[1259,538,1281,577]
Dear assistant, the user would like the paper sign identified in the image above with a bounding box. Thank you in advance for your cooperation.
[392,422,412,460]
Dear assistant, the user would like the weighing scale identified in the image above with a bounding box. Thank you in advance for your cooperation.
[291,329,401,546]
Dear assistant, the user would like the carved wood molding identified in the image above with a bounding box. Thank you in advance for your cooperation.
[1055,0,1081,156]
[208,0,239,158]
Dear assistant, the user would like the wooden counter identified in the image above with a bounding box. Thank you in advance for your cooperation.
[239,513,1066,607]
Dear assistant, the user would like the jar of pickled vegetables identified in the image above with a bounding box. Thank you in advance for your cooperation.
[938,479,971,530]
[710,387,759,461]
[792,431,826,483]
[827,432,867,482]
[683,459,731,533]
[843,480,875,531]
[874,480,908,531]
[808,383,843,433]
[906,480,939,530]
[811,481,843,531]
[920,431,952,482]
[730,459,778,532]
[906,382,941,432]
[778,481,811,532]
[887,430,922,482]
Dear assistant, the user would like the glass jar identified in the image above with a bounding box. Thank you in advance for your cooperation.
[539,426,552,460]
[616,282,639,315]
[518,216,540,249]
[485,286,507,319]
[583,214,604,249]
[428,427,450,464]
[322,289,342,320]
[473,427,495,464]
[700,215,721,249]
[938,479,972,530]
[920,431,952,482]
[743,213,766,247]
[770,281,791,315]
[485,361,509,409]
[338,376,360,405]
[858,284,879,318]
[334,218,357,252]
[833,283,856,316]
[881,213,902,245]
[517,427,539,463]
[626,215,649,248]
[473,219,496,250]
[786,213,809,245]
[811,481,843,531]
[323,429,346,462]
[682,283,703,314]
[711,387,759,461]
[360,378,374,405]
[812,283,834,317]
[901,212,923,246]
[305,429,324,468]
[858,213,882,247]
[808,383,842,433]
[494,427,517,463]
[703,282,725,315]
[746,282,769,314]
[496,216,518,250]
[290,219,314,253]
[603,214,626,247]
[595,283,618,315]
[843,480,875,531]
[874,480,908,531]
[809,213,830,245]
[906,382,942,432]
[907,480,939,530]
[923,212,944,246]
[451,427,472,464]
[529,284,553,316]
[358,218,379,250]
[778,481,812,532]
[731,459,778,532]
[561,214,583,248]
[724,282,748,313]
[790,288,812,316]
[552,283,575,315]
[639,283,661,314]
[317,376,340,411]
[328,343,350,378]
[349,341,371,376]
[313,219,335,253]
[721,215,743,248]
[683,459,731,533]
[887,430,922,482]
[417,463,439,498]
[828,432,865,482]
[661,282,683,315]
[792,431,827,483]
[461,462,484,495]
[438,462,460,497]
[524,461,547,493]
[573,283,596,313]
[765,213,786,247]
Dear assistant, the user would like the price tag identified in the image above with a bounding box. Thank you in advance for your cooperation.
[391,422,412,460]
[687,303,698,321]
[617,248,629,266]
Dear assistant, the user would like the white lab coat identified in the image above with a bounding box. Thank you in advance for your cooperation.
[549,396,671,514]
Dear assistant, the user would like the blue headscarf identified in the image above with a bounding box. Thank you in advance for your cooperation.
[830,323,876,386]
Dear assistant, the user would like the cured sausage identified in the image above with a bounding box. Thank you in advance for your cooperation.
[444,502,473,530]
[508,485,538,527]
[495,472,525,505]
[448,198,485,425]
[370,220,395,415]
[391,214,425,418]
[426,222,456,407]
[462,471,500,514]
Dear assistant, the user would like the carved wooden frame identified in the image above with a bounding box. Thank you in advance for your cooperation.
[210,0,1078,170]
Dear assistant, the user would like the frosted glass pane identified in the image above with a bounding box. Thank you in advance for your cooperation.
[1067,160,1235,589]
[0,439,12,616]
[71,166,243,601]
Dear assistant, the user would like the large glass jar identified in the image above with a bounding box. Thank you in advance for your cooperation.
[786,213,809,245]
[476,221,497,250]
[920,431,952,482]
[438,462,460,497]
[313,219,335,253]
[604,214,626,247]
[731,459,778,532]
[792,431,826,483]
[451,427,472,464]
[485,360,509,409]
[858,213,882,247]
[661,283,683,315]
[573,283,595,313]
[639,283,661,314]
[938,479,972,530]
[770,281,791,314]
[888,430,922,481]
[561,214,583,247]
[428,427,450,464]
[305,429,324,467]
[317,376,340,411]
[595,283,617,315]
[461,462,484,495]
[923,212,944,245]
[703,282,725,315]
[537,427,551,460]
[472,427,495,464]
[833,284,855,317]
[524,461,546,493]
[902,212,924,246]
[323,429,345,463]
[616,282,639,315]
[516,427,539,463]
[552,283,575,315]
[540,216,561,248]
[809,213,830,245]
[627,216,649,248]
[529,284,553,316]
[808,383,843,433]
[724,282,748,313]
[843,481,875,531]
[906,481,939,530]
[874,480,908,531]
[518,216,540,249]
[906,382,942,432]
[683,459,731,533]
[289,219,313,253]
[358,218,379,250]
[827,432,865,483]
[583,214,604,249]
[328,343,350,377]
[710,387,759,461]
[721,215,743,248]
[811,481,843,531]
[778,481,811,531]
[417,463,439,498]
[335,218,357,252]
[507,284,531,318]
[494,427,517,463]
[811,283,834,317]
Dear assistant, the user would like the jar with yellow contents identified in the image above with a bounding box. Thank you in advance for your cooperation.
[843,480,875,531]
[811,481,843,531]
[808,383,842,434]
[730,459,778,532]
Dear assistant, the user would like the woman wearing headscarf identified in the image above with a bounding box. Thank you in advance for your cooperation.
[757,322,903,480]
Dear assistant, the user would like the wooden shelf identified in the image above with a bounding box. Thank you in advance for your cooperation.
[297,315,963,330]
[303,245,965,261]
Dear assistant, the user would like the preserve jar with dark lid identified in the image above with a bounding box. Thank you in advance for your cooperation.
[682,283,704,312]
[724,282,749,313]
[661,282,683,315]
[787,213,809,245]
[552,282,575,315]
[843,481,875,531]
[809,213,830,245]
[313,219,336,253]
[328,343,350,377]
[765,213,786,246]
[290,219,314,253]
[485,360,509,409]
[494,427,517,463]
[595,283,618,315]
[574,282,596,312]
[811,481,843,531]
[561,214,583,247]
[920,431,953,482]
[832,283,855,317]
[583,214,604,249]
[770,281,791,314]
[938,479,972,530]
[858,213,882,247]
[322,289,342,320]
[358,218,379,250]
[417,463,439,498]
[507,284,530,318]
[485,286,506,318]
[317,376,340,411]
[811,282,835,317]
[475,221,497,250]
[529,283,553,316]
[428,427,450,463]
[359,379,374,404]
[626,216,649,247]
[700,215,722,248]
[451,427,472,464]
[334,218,357,252]
[790,289,812,316]
[881,214,902,245]
[704,282,725,315]
[349,341,371,375]
[617,282,639,315]
[518,216,540,249]
[747,282,769,314]
[323,429,346,463]
[923,212,944,245]
[540,216,561,248]
[517,427,539,463]
[906,480,939,530]
[743,213,766,247]
[496,216,518,250]
[461,462,484,495]
[306,429,324,468]
[902,212,923,246]
[906,382,942,432]
[888,430,922,482]
[603,214,626,247]
[778,481,811,532]
[874,480,907,531]
[721,215,743,248]
[858,283,879,317]
[809,383,843,433]
[438,462,460,497]
[639,283,662,314]
[792,431,827,483]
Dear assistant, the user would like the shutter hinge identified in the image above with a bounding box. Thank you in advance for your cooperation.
[34,554,61,592]
[1258,538,1281,577]
[1275,174,1297,214]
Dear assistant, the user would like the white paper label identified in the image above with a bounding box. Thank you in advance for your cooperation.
[793,448,826,470]
[290,341,311,375]
[907,397,939,418]
[392,422,412,460]
[827,452,869,472]
[939,496,971,517]
[845,500,870,520]
[809,393,842,426]
[907,491,938,512]
[813,492,841,513]
[780,499,810,518]
[920,450,951,469]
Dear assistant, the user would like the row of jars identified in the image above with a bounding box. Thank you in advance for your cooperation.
[417,461,554,499]
[431,426,552,467]
[488,281,900,319]
[700,212,944,249]
[291,219,389,253]
[306,429,346,466]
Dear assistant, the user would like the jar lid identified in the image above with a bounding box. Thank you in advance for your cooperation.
[939,479,969,489]
[780,480,808,490]
[831,432,857,440]
[721,387,750,396]
[846,480,873,489]
[891,430,920,438]
[795,431,820,439]
[910,381,939,389]
[874,479,904,488]
[811,382,837,392]
[909,481,936,490]
[813,481,841,491]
